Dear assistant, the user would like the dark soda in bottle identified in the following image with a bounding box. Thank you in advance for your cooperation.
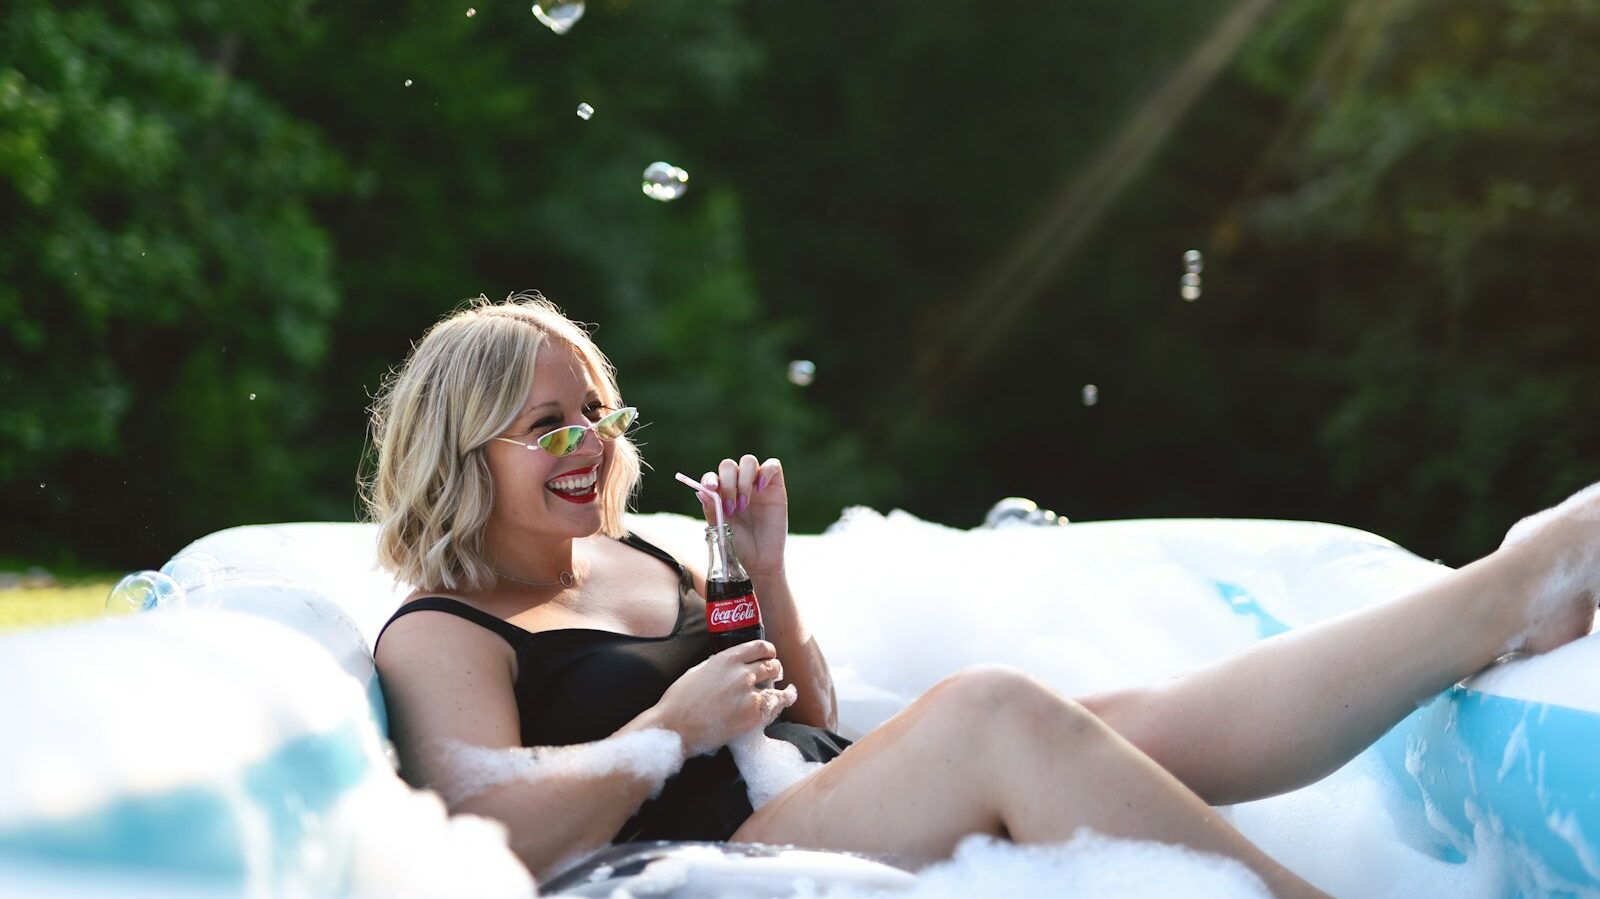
[704,522,764,653]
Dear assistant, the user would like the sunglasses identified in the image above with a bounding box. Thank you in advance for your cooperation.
[490,406,637,457]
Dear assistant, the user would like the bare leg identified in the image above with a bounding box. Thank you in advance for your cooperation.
[1081,491,1600,805]
[734,666,1329,899]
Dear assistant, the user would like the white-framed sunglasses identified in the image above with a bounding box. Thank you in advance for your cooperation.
[490,406,637,457]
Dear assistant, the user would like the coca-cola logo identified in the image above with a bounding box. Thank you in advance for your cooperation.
[707,595,759,631]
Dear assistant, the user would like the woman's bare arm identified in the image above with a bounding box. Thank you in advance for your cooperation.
[748,569,837,730]
[377,609,797,875]
[375,611,684,877]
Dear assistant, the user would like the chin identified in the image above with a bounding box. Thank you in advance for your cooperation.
[559,505,606,537]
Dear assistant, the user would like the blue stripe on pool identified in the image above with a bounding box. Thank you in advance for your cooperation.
[0,717,379,887]
[1376,686,1600,894]
[1218,577,1600,892]
[367,674,390,738]
[1213,581,1290,639]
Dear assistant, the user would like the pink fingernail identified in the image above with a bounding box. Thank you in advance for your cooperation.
[723,498,735,516]
[757,474,770,492]
[738,495,748,513]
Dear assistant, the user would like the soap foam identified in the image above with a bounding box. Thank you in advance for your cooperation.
[826,831,1271,899]
[1499,481,1600,654]
[1223,751,1505,899]
[335,779,538,898]
[727,729,825,809]
[432,729,685,807]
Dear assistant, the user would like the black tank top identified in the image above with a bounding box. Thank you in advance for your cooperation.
[375,533,850,842]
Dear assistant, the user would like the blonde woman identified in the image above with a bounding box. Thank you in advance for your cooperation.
[368,293,1598,897]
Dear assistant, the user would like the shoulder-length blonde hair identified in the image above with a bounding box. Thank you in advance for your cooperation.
[362,292,642,591]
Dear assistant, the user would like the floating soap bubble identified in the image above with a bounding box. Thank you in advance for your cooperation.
[1183,249,1204,274]
[1180,273,1202,302]
[105,571,186,616]
[532,1,584,34]
[1081,384,1099,406]
[249,393,257,400]
[404,79,413,87]
[466,7,476,16]
[576,102,594,121]
[787,360,815,386]
[642,162,689,202]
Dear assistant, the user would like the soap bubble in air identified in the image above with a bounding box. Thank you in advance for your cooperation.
[1180,272,1202,302]
[1183,249,1204,274]
[642,162,689,202]
[1081,384,1099,406]
[466,7,476,16]
[531,1,584,34]
[787,360,816,386]
[105,571,186,616]
[576,102,594,121]
[249,393,257,400]
[404,79,413,87]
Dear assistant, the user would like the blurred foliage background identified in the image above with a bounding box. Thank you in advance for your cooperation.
[3,0,1597,573]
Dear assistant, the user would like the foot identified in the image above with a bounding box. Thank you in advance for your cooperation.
[1498,481,1600,655]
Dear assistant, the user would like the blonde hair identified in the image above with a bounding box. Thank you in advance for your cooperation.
[362,292,642,591]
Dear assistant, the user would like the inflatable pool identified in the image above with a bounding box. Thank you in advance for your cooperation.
[1,508,1595,897]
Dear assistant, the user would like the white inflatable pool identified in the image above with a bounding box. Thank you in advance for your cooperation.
[1,509,1595,897]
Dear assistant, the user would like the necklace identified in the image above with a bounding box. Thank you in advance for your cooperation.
[493,566,576,588]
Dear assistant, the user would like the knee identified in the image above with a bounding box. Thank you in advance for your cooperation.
[932,665,1097,736]
[935,663,1048,707]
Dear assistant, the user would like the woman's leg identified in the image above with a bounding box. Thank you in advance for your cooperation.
[733,666,1329,899]
[1080,489,1600,805]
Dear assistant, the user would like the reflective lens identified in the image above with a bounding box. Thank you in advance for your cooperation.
[593,406,637,439]
[535,425,588,456]
[530,406,637,457]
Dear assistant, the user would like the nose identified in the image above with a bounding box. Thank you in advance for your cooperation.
[566,430,604,464]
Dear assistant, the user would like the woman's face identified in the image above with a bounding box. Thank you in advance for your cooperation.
[483,340,615,541]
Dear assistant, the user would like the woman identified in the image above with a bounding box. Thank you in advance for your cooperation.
[367,293,1598,897]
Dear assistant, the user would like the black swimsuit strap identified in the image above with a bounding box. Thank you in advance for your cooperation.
[619,531,692,586]
[375,596,531,653]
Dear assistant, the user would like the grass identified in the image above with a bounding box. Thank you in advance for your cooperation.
[0,581,116,633]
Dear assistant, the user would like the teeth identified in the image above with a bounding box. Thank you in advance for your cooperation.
[547,469,598,493]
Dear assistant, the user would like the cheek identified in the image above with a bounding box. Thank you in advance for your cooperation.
[488,452,557,500]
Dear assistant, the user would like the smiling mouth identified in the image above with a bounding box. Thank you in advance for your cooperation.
[546,463,600,503]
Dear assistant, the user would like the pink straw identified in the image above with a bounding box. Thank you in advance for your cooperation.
[674,472,724,529]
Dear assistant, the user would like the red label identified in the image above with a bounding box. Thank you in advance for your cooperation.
[706,593,761,633]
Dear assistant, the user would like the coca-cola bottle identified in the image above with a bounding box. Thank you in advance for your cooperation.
[704,523,764,653]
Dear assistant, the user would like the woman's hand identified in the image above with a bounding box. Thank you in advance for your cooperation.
[698,454,788,577]
[650,640,797,756]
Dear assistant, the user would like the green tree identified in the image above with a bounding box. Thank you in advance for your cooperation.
[252,0,888,532]
[0,0,344,564]
[1240,0,1600,556]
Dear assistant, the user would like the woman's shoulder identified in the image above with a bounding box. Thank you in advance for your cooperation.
[374,592,520,673]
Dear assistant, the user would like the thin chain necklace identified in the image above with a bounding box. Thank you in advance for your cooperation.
[492,566,576,588]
